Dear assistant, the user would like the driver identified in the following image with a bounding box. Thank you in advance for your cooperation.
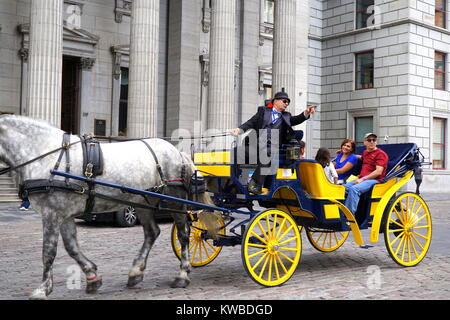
[231,91,316,194]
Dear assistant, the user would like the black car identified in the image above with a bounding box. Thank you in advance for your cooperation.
[76,206,172,227]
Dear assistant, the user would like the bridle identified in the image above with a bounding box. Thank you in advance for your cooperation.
[0,139,82,176]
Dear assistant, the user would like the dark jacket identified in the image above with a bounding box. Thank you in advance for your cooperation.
[238,106,309,144]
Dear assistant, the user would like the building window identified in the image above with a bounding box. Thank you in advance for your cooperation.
[355,116,374,146]
[435,51,446,90]
[119,67,128,136]
[264,0,274,24]
[433,117,446,169]
[355,51,374,90]
[356,0,374,29]
[436,0,446,28]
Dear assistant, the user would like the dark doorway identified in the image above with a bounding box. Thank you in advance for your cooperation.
[118,67,129,136]
[61,56,80,134]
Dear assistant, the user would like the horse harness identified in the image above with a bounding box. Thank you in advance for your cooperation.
[17,134,195,215]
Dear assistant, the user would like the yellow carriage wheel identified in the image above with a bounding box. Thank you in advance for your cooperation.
[171,217,225,267]
[242,209,301,287]
[383,192,432,267]
[306,227,349,252]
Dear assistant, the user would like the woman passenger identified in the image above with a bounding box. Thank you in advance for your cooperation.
[333,139,359,184]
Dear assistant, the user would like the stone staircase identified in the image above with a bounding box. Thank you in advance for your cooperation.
[0,174,21,203]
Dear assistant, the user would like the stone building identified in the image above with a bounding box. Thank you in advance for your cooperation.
[0,0,449,192]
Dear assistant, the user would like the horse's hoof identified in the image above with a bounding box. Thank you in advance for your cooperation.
[29,288,48,300]
[170,277,190,288]
[86,275,102,294]
[127,275,144,288]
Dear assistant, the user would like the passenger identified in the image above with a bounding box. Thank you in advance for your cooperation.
[315,147,338,184]
[230,91,317,194]
[343,133,388,214]
[298,140,306,159]
[333,139,359,184]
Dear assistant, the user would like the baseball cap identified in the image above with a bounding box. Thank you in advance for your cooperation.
[364,133,377,139]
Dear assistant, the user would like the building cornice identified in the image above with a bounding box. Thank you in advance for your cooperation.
[309,18,450,42]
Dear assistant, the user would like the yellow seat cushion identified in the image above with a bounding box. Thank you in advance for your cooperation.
[297,160,345,200]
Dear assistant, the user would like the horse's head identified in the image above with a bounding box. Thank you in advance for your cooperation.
[0,115,65,174]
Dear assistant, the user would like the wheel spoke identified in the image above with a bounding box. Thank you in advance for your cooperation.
[251,252,268,271]
[278,235,298,246]
[389,230,404,247]
[275,218,287,239]
[257,221,270,242]
[394,235,406,256]
[412,230,430,240]
[248,248,267,259]
[268,255,273,282]
[333,232,339,246]
[407,236,412,262]
[279,247,299,252]
[191,242,199,262]
[277,250,295,264]
[201,240,210,258]
[272,214,278,238]
[393,206,405,225]
[258,254,270,278]
[250,231,267,245]
[409,237,419,259]
[275,253,288,274]
[273,255,281,280]
[248,242,268,249]
[278,224,294,243]
[204,239,216,251]
[411,214,427,226]
[389,218,404,228]
[265,215,272,238]
[413,224,430,230]
[410,233,425,250]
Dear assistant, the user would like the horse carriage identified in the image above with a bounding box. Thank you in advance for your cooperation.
[171,134,432,287]
[0,115,432,298]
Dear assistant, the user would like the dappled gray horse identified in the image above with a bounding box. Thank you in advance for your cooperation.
[0,115,219,299]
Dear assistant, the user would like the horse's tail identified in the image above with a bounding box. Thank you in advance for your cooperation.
[180,152,222,240]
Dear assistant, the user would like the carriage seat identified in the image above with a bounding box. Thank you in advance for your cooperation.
[351,143,416,179]
[193,150,232,177]
[297,160,345,200]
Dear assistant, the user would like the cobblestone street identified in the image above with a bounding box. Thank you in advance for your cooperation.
[0,193,449,301]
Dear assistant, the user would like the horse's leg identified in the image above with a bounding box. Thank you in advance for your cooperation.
[170,211,192,288]
[29,213,61,300]
[127,209,160,287]
[60,218,102,294]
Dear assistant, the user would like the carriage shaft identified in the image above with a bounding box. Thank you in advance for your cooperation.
[50,170,250,215]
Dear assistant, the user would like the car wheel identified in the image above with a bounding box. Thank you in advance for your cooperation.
[115,206,138,227]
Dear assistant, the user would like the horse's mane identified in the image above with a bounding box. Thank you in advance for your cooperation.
[0,114,63,136]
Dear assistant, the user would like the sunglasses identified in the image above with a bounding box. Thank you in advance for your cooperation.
[366,138,377,142]
[281,99,290,105]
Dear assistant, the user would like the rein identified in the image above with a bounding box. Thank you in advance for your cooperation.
[90,132,231,142]
[0,131,231,177]
[0,140,82,176]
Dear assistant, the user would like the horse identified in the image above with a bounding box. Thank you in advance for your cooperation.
[0,114,220,299]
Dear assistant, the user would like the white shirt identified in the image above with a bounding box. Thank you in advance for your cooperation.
[324,162,338,184]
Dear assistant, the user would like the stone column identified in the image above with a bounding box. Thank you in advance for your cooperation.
[207,0,236,131]
[127,0,159,138]
[27,0,63,127]
[272,0,296,105]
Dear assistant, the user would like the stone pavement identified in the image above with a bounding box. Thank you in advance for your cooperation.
[0,193,449,301]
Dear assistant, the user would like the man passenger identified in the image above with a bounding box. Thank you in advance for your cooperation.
[343,133,388,214]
